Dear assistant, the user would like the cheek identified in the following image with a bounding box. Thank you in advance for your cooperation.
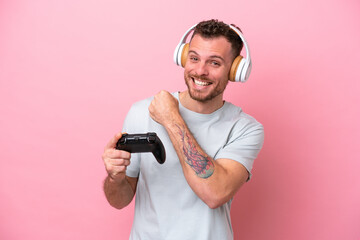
[184,69,191,80]
[222,66,232,80]
[213,68,229,80]
[183,64,190,74]
[184,64,194,75]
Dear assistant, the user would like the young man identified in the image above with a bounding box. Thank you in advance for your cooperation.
[102,19,264,239]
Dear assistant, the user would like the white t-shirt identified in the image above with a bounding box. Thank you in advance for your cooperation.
[122,92,264,240]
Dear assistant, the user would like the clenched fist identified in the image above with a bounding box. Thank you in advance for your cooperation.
[149,90,181,127]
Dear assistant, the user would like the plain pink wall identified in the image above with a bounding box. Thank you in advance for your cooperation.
[1,0,359,239]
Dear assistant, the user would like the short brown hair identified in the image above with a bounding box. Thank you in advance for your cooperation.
[191,19,244,59]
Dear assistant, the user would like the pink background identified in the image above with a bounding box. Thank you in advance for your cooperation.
[1,0,359,239]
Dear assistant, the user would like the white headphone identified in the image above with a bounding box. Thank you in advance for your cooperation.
[173,23,252,83]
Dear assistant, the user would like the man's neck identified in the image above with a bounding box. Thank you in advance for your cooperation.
[179,91,225,114]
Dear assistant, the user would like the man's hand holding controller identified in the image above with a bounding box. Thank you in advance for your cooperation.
[102,132,131,183]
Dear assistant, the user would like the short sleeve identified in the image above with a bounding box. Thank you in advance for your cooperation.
[215,119,264,181]
[121,104,142,178]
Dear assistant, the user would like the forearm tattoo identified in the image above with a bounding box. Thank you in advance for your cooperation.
[176,124,214,178]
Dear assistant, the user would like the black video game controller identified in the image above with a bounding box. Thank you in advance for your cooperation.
[116,132,166,164]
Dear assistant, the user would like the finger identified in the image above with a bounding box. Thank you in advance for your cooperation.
[108,158,131,167]
[104,158,130,173]
[104,148,131,159]
[103,154,130,170]
[104,132,123,150]
[148,101,155,114]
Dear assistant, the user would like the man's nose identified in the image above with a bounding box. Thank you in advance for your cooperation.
[195,61,209,76]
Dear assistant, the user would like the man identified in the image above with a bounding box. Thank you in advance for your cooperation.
[102,19,264,239]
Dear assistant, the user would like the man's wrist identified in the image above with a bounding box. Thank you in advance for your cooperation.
[164,114,185,131]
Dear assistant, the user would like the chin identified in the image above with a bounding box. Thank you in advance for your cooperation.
[188,88,222,103]
[186,82,225,103]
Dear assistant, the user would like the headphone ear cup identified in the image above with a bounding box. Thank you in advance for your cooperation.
[173,43,189,67]
[180,43,189,67]
[237,59,251,83]
[241,60,252,83]
[236,58,247,82]
[229,56,243,82]
[173,43,183,66]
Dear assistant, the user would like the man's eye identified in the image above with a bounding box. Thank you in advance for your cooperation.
[211,61,220,66]
[189,56,199,61]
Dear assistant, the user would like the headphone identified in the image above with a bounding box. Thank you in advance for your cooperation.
[173,24,252,83]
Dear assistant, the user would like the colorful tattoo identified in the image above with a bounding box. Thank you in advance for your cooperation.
[176,124,214,178]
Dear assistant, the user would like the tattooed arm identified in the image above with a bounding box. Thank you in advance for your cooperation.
[175,123,215,178]
[149,91,249,209]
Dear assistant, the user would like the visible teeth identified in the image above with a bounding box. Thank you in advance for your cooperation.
[194,79,211,86]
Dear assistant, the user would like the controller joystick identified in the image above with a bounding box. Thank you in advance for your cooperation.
[116,132,166,164]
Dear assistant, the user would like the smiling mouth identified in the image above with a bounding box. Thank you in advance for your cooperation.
[192,77,212,86]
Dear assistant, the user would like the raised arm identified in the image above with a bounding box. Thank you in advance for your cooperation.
[149,91,249,209]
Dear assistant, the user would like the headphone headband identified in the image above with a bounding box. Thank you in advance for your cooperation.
[228,25,251,65]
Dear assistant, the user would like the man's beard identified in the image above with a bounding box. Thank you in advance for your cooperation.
[184,72,228,103]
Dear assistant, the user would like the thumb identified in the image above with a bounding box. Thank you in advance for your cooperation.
[105,132,123,150]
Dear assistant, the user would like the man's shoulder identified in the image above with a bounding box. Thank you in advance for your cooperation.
[132,95,153,108]
[224,101,263,130]
[122,95,154,132]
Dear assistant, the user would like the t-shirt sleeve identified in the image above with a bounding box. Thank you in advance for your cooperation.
[215,119,264,181]
[121,104,142,178]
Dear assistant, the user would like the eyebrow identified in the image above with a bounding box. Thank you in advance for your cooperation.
[188,50,225,63]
